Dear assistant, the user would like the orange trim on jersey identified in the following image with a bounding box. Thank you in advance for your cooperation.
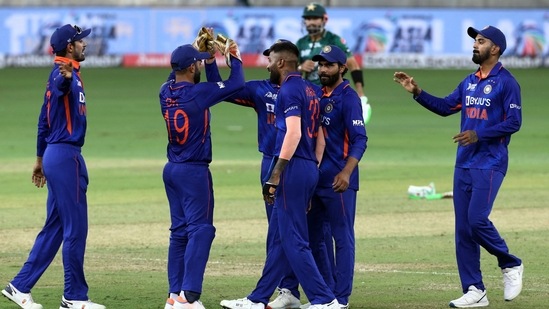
[202,110,208,143]
[343,130,349,158]
[234,98,255,107]
[53,56,80,70]
[64,95,72,135]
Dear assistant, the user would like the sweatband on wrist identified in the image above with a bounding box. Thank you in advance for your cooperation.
[351,70,364,85]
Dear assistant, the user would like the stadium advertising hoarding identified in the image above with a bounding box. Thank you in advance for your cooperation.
[0,7,548,68]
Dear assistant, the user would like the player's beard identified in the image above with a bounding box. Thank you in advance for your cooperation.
[472,48,490,65]
[306,25,323,35]
[269,69,281,85]
[193,64,201,84]
[319,71,339,87]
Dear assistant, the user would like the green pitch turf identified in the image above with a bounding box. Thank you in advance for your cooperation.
[1,66,548,308]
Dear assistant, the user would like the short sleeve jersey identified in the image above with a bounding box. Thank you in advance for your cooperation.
[274,73,321,163]
[295,31,353,85]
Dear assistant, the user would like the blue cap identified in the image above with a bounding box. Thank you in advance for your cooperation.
[467,25,507,55]
[312,45,347,65]
[50,24,91,53]
[170,44,211,71]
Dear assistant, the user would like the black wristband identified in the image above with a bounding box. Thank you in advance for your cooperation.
[351,70,364,85]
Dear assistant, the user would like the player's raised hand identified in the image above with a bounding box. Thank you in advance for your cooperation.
[57,61,73,79]
[393,71,421,96]
[214,35,242,68]
[193,27,216,57]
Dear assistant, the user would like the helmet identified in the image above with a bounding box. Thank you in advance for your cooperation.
[302,2,327,18]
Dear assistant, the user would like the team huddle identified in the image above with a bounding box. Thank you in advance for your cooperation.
[2,2,524,309]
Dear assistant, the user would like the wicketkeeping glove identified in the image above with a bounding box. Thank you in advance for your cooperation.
[214,34,242,68]
[192,27,215,56]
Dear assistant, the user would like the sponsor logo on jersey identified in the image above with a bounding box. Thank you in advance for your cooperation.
[284,105,299,113]
[510,103,522,109]
[465,96,491,107]
[264,91,277,101]
[352,119,364,126]
[466,83,477,91]
[217,81,226,88]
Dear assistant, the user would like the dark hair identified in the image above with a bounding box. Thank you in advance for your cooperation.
[265,41,299,58]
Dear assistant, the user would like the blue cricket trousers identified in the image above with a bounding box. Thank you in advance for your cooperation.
[248,157,335,305]
[163,162,216,295]
[311,186,357,305]
[453,168,522,293]
[11,143,89,300]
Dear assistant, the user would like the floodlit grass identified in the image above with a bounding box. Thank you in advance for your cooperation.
[1,67,548,308]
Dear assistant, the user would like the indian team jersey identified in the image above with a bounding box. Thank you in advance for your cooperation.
[222,80,279,157]
[274,73,321,163]
[159,59,244,163]
[295,31,353,85]
[318,80,367,190]
[415,62,521,174]
[37,57,87,157]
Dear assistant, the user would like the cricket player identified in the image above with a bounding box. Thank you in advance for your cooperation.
[271,45,367,309]
[220,40,339,309]
[296,2,371,123]
[393,25,523,308]
[160,42,244,309]
[1,24,106,309]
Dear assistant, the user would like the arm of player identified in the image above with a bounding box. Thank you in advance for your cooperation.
[346,56,366,97]
[315,126,326,166]
[332,156,359,193]
[394,71,461,117]
[267,115,301,185]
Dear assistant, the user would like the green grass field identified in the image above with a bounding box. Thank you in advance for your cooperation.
[1,66,548,309]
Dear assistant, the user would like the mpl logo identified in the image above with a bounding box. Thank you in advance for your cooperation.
[352,119,364,126]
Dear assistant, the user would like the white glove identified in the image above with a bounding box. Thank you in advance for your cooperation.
[360,96,371,124]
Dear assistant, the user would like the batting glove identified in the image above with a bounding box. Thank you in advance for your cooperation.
[360,96,372,124]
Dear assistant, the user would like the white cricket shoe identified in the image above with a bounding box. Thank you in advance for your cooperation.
[1,283,43,309]
[308,299,339,309]
[220,297,265,309]
[448,286,489,308]
[165,297,175,309]
[502,263,524,301]
[339,303,349,309]
[173,296,205,309]
[267,288,301,309]
[299,303,310,309]
[59,296,106,309]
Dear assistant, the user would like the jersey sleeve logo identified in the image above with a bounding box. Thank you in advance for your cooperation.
[217,81,226,89]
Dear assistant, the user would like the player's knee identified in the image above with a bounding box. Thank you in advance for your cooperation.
[189,223,216,243]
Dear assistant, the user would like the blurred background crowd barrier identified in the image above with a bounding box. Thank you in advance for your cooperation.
[1,1,548,68]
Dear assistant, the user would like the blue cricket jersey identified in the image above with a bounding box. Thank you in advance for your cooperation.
[274,72,321,162]
[205,66,279,157]
[415,62,521,174]
[318,80,367,190]
[159,58,245,163]
[37,56,88,156]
